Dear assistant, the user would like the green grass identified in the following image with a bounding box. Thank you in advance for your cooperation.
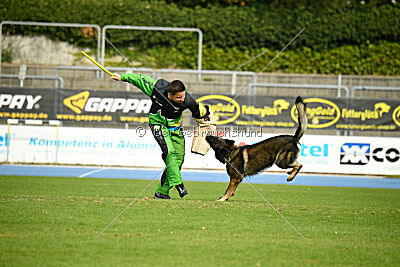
[0,176,399,266]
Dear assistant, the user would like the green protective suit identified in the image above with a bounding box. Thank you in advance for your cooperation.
[121,73,201,196]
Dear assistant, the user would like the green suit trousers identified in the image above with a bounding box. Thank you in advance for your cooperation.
[150,124,185,196]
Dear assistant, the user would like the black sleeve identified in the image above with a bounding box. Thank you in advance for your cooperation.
[186,93,201,118]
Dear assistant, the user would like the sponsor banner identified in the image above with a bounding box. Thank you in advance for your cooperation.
[0,125,163,167]
[1,87,400,131]
[196,94,400,131]
[189,133,400,175]
[0,125,399,175]
[294,135,400,175]
[0,87,151,124]
[0,88,52,120]
[56,89,151,123]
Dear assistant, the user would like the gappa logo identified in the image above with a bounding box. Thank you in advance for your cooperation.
[291,98,340,128]
[63,91,152,114]
[197,95,240,125]
[393,105,400,127]
[63,91,89,114]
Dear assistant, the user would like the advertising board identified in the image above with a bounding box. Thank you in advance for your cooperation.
[1,125,399,175]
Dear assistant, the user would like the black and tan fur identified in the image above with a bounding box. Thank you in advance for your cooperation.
[206,96,307,201]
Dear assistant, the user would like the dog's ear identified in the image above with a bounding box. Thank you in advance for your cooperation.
[226,139,235,146]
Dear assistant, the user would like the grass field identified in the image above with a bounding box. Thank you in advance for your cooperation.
[0,175,399,266]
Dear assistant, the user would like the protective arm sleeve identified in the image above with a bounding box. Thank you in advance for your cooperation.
[189,96,209,119]
[120,73,156,97]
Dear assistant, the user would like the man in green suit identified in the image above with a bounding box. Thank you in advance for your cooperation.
[112,72,209,199]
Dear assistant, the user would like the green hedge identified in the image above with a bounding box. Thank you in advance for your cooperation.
[1,0,400,75]
[165,0,391,8]
[1,0,399,51]
[107,40,400,75]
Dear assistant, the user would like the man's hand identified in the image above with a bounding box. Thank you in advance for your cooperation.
[111,73,121,81]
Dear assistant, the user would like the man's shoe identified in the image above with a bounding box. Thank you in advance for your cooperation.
[153,192,171,199]
[176,183,188,198]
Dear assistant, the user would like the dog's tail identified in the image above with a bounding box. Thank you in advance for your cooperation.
[293,96,307,142]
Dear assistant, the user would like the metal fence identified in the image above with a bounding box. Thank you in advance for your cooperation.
[2,21,400,137]
[2,64,400,99]
[0,21,102,66]
[0,21,203,73]
[2,64,400,138]
[101,25,203,76]
[2,20,400,99]
[0,64,64,88]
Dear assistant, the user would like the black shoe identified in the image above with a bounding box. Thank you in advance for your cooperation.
[176,183,188,198]
[153,192,171,199]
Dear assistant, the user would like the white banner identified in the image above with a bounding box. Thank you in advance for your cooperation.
[0,125,399,175]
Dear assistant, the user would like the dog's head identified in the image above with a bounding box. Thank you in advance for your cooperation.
[206,135,236,164]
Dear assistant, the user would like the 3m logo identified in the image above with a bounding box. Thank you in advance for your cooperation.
[340,143,370,165]
[63,91,89,114]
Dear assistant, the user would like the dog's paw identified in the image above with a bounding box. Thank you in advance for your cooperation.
[217,196,228,202]
[287,175,295,182]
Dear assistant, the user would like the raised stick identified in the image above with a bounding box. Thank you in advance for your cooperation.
[81,51,113,76]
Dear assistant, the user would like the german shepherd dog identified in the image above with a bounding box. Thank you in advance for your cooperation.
[206,96,307,201]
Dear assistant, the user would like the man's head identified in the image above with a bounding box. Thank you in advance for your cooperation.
[167,80,186,104]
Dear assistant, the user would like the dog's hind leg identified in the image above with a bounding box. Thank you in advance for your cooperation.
[287,163,302,181]
[218,178,241,201]
[223,188,234,197]
[230,178,243,197]
[275,149,302,182]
